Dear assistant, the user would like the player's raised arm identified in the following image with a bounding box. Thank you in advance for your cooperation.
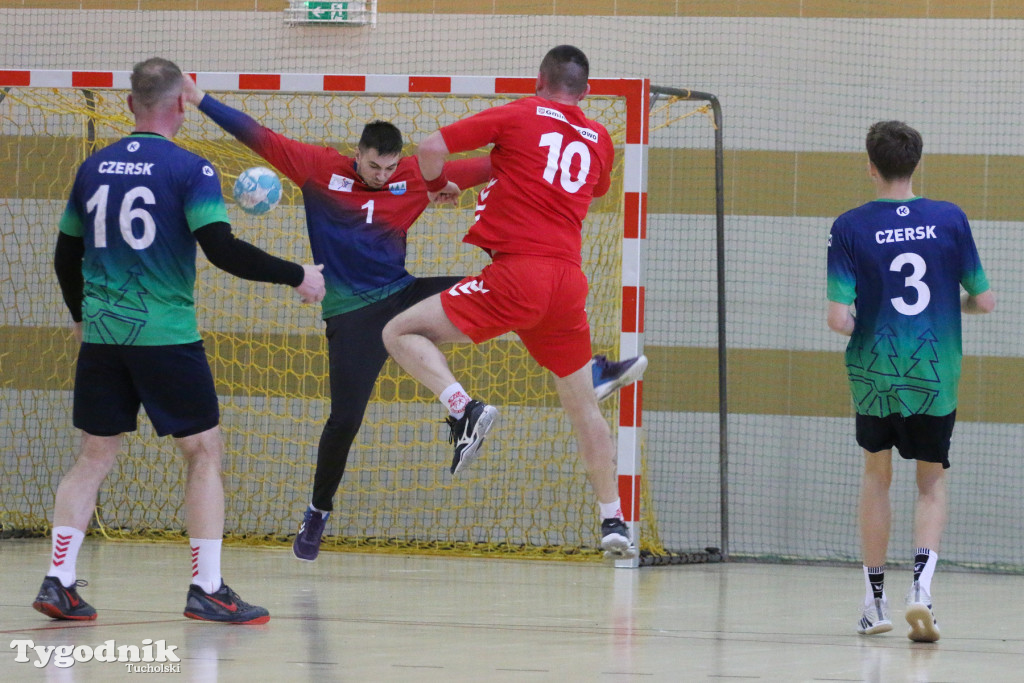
[182,72,204,106]
[183,73,322,186]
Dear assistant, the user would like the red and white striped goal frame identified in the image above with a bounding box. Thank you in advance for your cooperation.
[0,69,649,566]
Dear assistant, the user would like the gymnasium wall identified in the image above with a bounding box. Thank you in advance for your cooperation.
[2,1,1022,567]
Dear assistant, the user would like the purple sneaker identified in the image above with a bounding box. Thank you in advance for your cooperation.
[592,354,648,402]
[293,506,329,561]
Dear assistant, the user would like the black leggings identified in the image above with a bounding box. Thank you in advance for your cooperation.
[310,276,462,511]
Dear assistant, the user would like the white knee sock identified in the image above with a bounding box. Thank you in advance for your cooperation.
[47,526,85,588]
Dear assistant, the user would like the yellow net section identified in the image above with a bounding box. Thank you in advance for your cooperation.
[0,84,630,559]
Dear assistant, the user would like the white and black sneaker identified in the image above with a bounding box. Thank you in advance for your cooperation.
[905,582,940,642]
[600,518,638,559]
[857,596,893,635]
[445,399,498,475]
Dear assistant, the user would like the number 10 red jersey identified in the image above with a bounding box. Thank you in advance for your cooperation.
[439,95,615,266]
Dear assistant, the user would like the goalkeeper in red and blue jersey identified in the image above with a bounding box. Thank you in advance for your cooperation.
[827,120,994,642]
[183,77,646,562]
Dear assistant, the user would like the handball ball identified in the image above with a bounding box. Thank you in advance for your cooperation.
[232,166,282,215]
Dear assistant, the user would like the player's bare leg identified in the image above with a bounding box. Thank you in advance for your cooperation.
[905,461,945,642]
[857,449,894,635]
[913,462,946,557]
[175,427,225,540]
[382,294,471,395]
[33,433,121,621]
[383,294,496,475]
[859,449,893,568]
[554,364,636,559]
[54,433,122,530]
[177,426,270,624]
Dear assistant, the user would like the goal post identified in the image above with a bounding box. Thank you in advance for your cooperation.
[0,69,718,565]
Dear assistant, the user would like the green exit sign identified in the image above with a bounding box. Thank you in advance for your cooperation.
[304,1,349,21]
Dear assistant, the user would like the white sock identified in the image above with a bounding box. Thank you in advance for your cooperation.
[47,526,85,588]
[917,549,938,594]
[439,383,470,419]
[189,538,223,594]
[309,502,329,517]
[599,499,623,521]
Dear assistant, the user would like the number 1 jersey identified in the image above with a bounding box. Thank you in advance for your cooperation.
[827,197,990,417]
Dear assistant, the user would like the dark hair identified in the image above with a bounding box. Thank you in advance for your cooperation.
[358,120,403,156]
[539,45,590,97]
[130,57,184,109]
[865,121,922,181]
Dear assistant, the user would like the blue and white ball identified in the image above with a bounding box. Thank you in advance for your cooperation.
[232,166,282,216]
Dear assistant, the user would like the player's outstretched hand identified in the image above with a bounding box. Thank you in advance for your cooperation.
[295,264,326,304]
[428,181,462,207]
[182,74,205,106]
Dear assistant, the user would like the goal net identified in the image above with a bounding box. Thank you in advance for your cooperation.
[0,71,711,562]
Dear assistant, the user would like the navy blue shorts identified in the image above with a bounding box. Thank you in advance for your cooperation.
[855,411,956,469]
[73,341,219,438]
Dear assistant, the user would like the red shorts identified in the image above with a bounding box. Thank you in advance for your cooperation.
[441,254,592,378]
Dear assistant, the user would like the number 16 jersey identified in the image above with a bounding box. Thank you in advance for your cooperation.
[827,197,990,417]
[59,133,230,346]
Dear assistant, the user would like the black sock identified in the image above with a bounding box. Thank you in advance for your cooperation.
[867,566,885,601]
[913,548,931,584]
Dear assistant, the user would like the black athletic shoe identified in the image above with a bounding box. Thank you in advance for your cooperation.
[32,576,97,621]
[183,583,270,625]
[600,518,637,559]
[444,399,498,475]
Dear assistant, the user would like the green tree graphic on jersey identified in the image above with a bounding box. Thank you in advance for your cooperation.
[865,324,900,377]
[848,324,939,416]
[904,329,940,382]
[88,261,148,345]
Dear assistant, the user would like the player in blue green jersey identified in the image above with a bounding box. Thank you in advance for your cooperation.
[827,121,994,642]
[33,57,325,625]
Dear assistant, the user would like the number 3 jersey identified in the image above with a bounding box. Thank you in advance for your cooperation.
[827,197,990,417]
[439,95,615,266]
[59,133,230,346]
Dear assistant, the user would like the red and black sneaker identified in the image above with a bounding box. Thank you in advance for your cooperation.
[32,576,97,621]
[184,583,270,625]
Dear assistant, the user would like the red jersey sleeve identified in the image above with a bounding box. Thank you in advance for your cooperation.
[442,156,492,190]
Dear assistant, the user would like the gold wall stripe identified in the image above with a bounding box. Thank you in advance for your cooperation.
[3,326,1020,422]
[4,136,1024,220]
